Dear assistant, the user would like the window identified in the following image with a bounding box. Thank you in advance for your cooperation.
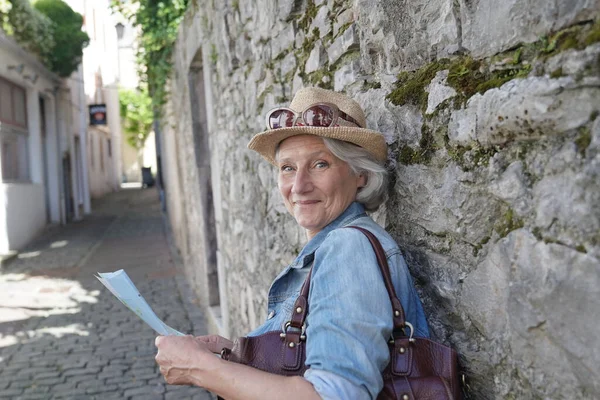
[0,77,29,181]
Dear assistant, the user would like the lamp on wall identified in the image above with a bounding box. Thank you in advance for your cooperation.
[115,22,125,40]
[7,63,25,74]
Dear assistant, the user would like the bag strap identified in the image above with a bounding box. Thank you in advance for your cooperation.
[286,226,407,334]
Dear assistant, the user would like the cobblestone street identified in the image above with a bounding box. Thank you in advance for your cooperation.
[0,188,213,400]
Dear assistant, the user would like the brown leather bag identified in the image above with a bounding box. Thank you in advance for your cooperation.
[221,226,461,399]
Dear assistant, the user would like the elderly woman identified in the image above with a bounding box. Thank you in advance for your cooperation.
[155,88,430,399]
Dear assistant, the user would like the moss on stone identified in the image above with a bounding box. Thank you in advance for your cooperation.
[397,145,420,165]
[297,0,318,31]
[210,43,218,65]
[333,21,353,40]
[590,110,599,121]
[387,60,450,109]
[387,20,600,111]
[583,19,600,47]
[306,69,333,89]
[397,124,440,165]
[575,244,588,254]
[444,131,470,164]
[312,27,320,39]
[550,67,564,79]
[446,56,531,103]
[330,49,360,71]
[362,80,382,90]
[495,209,524,238]
[470,146,498,167]
[472,235,491,256]
[575,126,592,157]
[256,86,273,111]
[295,28,320,77]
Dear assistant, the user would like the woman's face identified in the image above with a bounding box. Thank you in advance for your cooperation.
[277,135,365,239]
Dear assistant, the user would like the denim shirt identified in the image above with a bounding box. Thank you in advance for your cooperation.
[248,202,430,399]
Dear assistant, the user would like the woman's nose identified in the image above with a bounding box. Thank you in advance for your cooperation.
[291,169,313,194]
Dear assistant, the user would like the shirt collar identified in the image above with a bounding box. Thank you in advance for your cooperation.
[291,202,367,268]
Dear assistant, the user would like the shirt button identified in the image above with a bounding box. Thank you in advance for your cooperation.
[267,310,275,319]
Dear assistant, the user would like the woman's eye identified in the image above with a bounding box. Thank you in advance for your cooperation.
[280,165,293,172]
[315,161,329,169]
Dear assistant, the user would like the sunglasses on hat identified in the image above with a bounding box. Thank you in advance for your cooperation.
[265,102,361,130]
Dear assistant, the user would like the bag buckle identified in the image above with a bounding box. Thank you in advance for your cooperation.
[279,321,306,341]
[388,321,415,344]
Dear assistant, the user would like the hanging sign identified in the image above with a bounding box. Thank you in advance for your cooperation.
[89,104,107,125]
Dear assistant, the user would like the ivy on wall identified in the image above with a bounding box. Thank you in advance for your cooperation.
[111,0,189,113]
[0,0,89,78]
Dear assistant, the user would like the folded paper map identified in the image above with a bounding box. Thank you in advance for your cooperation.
[95,269,184,336]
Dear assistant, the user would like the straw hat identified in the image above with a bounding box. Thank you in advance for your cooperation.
[247,87,387,165]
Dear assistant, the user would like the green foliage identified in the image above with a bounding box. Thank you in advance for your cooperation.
[34,0,89,77]
[111,0,189,113]
[1,0,88,77]
[119,87,154,150]
[1,0,55,63]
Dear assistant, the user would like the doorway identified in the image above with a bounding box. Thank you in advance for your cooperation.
[188,59,220,308]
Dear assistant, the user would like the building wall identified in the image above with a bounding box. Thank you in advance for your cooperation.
[66,0,122,196]
[0,33,65,252]
[87,127,115,198]
[0,183,46,251]
[162,0,600,398]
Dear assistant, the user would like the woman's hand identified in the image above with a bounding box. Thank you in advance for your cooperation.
[195,334,234,353]
[155,335,222,386]
[156,335,320,400]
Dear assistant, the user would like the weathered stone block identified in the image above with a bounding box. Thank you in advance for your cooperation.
[305,40,326,74]
[460,0,600,58]
[310,5,331,39]
[448,77,600,147]
[356,0,460,72]
[425,70,456,115]
[272,23,295,58]
[487,161,530,216]
[334,60,361,91]
[333,9,354,37]
[328,24,359,66]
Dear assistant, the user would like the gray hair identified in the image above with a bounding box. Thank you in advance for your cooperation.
[322,138,388,211]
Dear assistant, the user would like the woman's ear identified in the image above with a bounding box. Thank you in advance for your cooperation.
[357,173,367,188]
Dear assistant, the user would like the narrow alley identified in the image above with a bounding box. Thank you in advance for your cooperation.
[0,188,213,400]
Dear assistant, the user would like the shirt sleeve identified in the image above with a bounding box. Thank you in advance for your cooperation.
[304,368,371,400]
[303,228,393,399]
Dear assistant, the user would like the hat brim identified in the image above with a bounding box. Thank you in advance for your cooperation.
[247,126,388,166]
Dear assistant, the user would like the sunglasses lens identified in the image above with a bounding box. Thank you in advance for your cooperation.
[268,109,295,129]
[303,105,335,127]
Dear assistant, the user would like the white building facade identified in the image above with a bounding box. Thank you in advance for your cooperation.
[0,31,79,254]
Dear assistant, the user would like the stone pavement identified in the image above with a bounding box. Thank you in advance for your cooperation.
[0,188,213,400]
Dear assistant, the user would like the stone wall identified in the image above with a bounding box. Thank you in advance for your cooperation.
[160,0,600,398]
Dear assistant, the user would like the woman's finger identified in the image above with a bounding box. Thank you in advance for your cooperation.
[196,335,234,353]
